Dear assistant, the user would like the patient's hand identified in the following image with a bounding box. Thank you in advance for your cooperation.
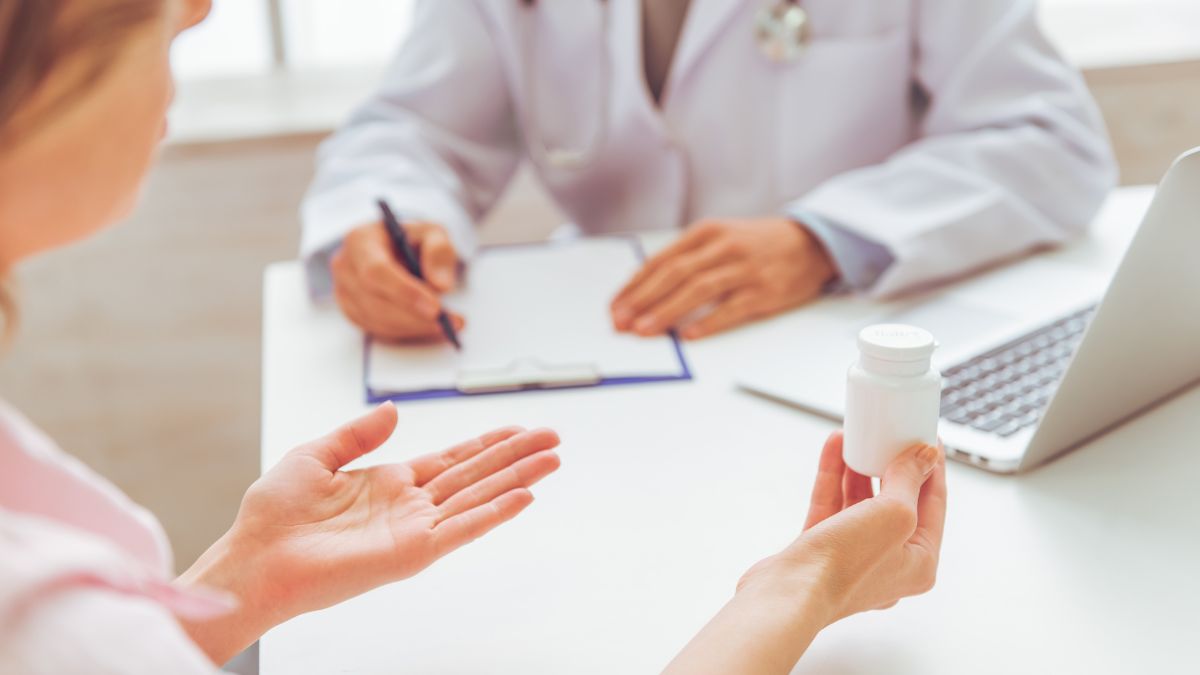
[179,404,560,665]
[740,432,946,623]
[664,432,946,675]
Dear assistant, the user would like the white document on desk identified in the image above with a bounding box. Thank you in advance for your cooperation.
[365,237,691,402]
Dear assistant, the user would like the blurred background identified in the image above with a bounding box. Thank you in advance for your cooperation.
[0,0,1197,572]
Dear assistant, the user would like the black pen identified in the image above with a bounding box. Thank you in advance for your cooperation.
[377,199,462,350]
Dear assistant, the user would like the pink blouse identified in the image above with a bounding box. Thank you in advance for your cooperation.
[0,400,233,673]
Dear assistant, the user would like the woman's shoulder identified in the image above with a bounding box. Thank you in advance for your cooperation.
[0,399,174,572]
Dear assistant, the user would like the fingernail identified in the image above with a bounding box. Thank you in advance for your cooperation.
[613,307,631,326]
[917,445,940,475]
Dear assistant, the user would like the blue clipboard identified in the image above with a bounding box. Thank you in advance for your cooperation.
[363,236,693,404]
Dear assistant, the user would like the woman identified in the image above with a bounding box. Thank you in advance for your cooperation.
[302,0,1115,343]
[0,1,946,673]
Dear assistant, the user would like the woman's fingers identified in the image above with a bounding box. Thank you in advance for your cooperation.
[294,402,398,472]
[843,466,874,509]
[432,489,536,557]
[407,426,526,486]
[879,443,941,507]
[437,450,560,519]
[911,451,948,554]
[422,428,561,504]
[804,432,848,530]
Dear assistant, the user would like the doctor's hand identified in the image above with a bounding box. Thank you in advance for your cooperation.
[178,404,561,666]
[664,432,946,675]
[611,217,836,340]
[331,220,466,342]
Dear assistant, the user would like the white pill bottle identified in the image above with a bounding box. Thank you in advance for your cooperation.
[843,324,943,477]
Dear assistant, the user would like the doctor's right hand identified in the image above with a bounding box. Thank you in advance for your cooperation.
[331,220,466,342]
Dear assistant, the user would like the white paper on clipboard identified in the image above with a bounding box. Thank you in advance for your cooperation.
[365,237,689,399]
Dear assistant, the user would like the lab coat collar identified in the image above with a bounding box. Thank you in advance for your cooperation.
[666,0,743,101]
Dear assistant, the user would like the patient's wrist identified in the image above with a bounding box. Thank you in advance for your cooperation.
[176,531,278,666]
[739,553,839,631]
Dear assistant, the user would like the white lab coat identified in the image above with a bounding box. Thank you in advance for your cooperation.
[302,0,1116,297]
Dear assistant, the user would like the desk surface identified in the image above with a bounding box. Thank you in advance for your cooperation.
[260,187,1198,674]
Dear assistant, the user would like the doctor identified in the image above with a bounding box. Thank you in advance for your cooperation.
[302,0,1116,342]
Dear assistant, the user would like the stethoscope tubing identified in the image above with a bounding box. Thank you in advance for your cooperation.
[520,0,612,170]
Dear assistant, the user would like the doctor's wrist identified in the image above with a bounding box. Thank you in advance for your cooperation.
[789,218,840,290]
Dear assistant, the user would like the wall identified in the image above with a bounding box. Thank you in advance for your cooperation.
[1085,61,1200,183]
[0,64,1196,571]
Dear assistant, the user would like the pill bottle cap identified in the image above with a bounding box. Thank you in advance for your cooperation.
[857,324,936,363]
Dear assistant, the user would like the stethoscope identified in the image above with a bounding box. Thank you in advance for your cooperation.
[520,0,812,171]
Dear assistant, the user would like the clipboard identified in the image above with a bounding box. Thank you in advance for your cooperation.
[364,236,693,403]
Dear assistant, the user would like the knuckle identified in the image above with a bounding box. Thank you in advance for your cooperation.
[692,277,719,299]
[660,262,683,282]
[427,230,450,249]
[877,498,919,533]
[363,262,394,288]
[748,266,773,287]
[722,239,748,258]
[732,297,762,320]
[395,282,422,304]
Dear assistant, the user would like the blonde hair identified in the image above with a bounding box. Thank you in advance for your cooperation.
[0,0,162,338]
[0,0,164,146]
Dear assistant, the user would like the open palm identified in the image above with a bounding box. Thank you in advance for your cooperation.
[227,404,561,623]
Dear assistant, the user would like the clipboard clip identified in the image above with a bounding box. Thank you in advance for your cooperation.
[456,358,602,394]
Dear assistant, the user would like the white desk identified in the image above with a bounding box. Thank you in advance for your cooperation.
[260,187,1198,674]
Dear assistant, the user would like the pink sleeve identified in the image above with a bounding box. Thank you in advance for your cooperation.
[0,402,236,672]
[0,585,222,675]
[0,511,235,674]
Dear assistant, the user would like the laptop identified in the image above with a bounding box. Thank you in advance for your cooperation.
[740,147,1200,473]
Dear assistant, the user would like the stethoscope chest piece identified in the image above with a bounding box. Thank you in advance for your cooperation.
[755,2,810,64]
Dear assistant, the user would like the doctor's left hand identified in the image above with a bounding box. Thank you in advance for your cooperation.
[611,217,836,339]
[177,403,561,665]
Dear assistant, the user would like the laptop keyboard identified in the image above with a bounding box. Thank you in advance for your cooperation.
[940,305,1097,438]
